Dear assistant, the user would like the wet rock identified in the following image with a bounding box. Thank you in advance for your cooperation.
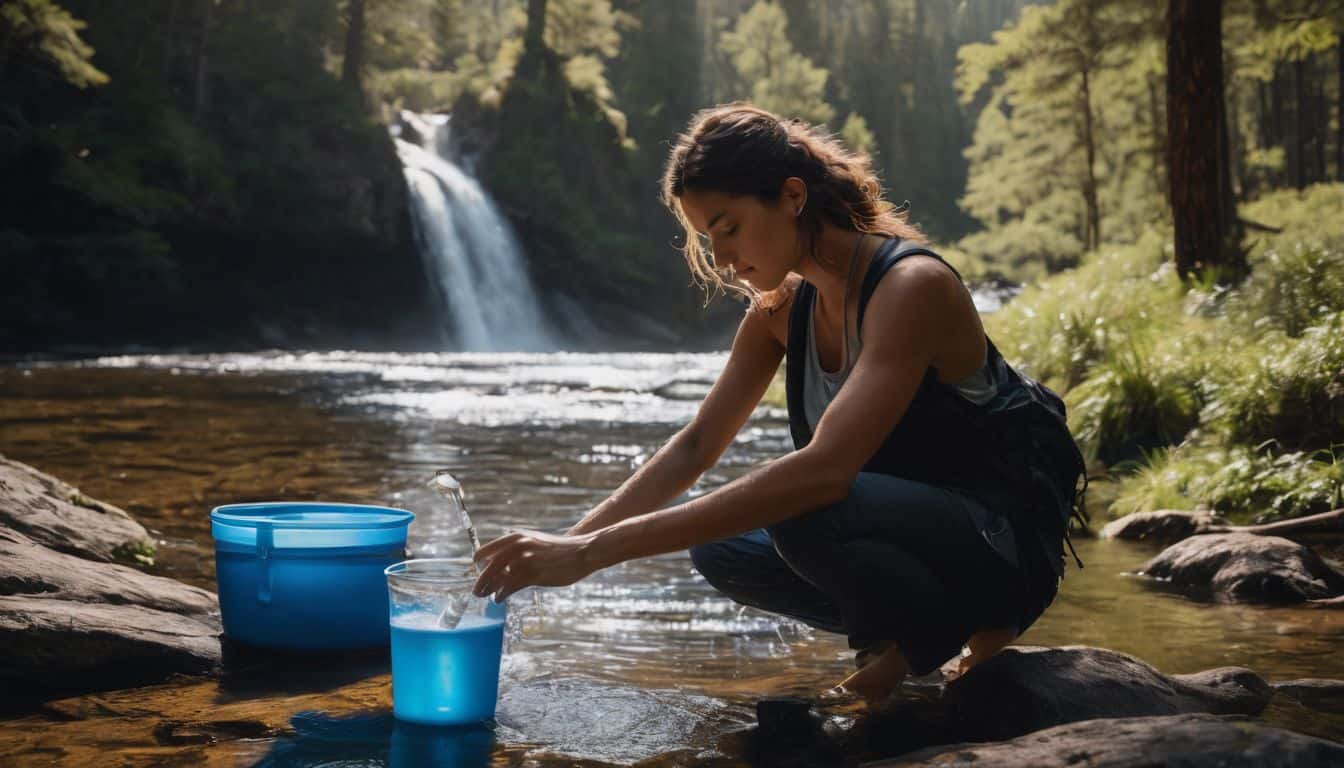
[874,713,1344,767]
[0,528,217,616]
[1139,533,1344,603]
[0,597,221,696]
[0,459,221,699]
[1272,679,1344,714]
[1100,509,1225,542]
[941,646,1271,743]
[0,454,153,562]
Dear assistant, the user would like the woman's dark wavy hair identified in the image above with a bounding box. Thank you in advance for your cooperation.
[660,102,924,313]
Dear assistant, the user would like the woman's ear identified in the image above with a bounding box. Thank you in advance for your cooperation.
[780,177,808,216]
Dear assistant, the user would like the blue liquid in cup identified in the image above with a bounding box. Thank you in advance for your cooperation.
[390,611,505,725]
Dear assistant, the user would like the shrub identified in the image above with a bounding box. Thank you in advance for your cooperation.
[1225,241,1344,338]
[1113,443,1344,524]
[1067,344,1201,465]
[1206,312,1344,451]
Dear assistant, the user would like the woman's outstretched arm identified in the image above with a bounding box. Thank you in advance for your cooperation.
[472,259,965,601]
[565,306,784,537]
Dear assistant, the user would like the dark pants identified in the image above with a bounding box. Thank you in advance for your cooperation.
[689,472,1059,676]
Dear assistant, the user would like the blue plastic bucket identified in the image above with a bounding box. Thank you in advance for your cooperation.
[211,502,414,651]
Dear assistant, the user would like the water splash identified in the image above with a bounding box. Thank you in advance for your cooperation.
[427,470,483,629]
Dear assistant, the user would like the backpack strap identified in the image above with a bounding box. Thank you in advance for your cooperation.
[785,280,816,450]
[856,239,962,333]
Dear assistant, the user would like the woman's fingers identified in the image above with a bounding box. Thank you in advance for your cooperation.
[474,530,523,563]
[473,540,525,596]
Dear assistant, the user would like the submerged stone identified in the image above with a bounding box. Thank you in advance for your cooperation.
[1139,533,1344,603]
[1101,509,1226,542]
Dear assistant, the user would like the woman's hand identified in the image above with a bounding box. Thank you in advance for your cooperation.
[471,529,602,601]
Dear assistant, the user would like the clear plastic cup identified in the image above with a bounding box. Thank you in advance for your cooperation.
[385,558,507,725]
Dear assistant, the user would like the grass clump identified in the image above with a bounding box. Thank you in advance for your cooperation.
[1066,344,1201,465]
[1114,443,1344,524]
[984,229,1185,391]
[1206,312,1344,452]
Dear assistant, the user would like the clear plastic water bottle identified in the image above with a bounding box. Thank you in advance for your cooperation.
[408,469,482,561]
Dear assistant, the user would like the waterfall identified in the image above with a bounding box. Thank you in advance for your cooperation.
[392,112,555,351]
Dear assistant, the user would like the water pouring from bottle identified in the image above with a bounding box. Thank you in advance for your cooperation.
[426,470,484,629]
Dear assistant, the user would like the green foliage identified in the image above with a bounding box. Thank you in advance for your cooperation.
[1067,344,1202,465]
[1240,184,1344,250]
[718,1,834,124]
[1227,241,1344,338]
[988,186,1344,522]
[1206,311,1344,452]
[985,230,1181,391]
[839,111,876,159]
[956,218,1085,282]
[0,0,108,88]
[956,0,1167,279]
[1114,444,1344,524]
[112,539,157,568]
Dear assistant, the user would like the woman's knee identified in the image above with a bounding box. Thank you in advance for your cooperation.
[688,541,731,585]
[767,501,842,565]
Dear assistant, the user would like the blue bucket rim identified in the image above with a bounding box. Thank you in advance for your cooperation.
[210,501,414,529]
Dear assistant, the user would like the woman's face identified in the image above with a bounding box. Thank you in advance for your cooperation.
[679,181,805,292]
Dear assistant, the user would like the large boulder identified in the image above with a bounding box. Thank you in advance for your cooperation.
[1100,509,1225,542]
[0,454,153,563]
[1138,533,1344,603]
[875,713,1344,767]
[764,646,1277,764]
[940,645,1271,742]
[0,458,221,699]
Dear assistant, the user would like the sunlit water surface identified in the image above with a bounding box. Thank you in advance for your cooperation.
[1,352,1341,766]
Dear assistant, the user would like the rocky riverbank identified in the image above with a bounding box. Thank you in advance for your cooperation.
[2,455,1342,765]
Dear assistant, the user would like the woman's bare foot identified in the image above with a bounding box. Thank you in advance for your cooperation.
[830,643,910,703]
[941,626,1019,681]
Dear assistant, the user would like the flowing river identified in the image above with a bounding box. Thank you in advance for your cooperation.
[1,352,1342,766]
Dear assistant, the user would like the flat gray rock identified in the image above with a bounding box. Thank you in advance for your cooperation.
[941,646,1271,742]
[873,713,1344,767]
[0,596,220,695]
[1139,533,1344,603]
[0,458,220,698]
[0,527,217,617]
[0,454,152,562]
[1100,509,1225,542]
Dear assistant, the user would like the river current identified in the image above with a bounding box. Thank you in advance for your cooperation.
[1,352,1342,765]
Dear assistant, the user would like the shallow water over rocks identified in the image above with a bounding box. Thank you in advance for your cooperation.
[2,352,1343,765]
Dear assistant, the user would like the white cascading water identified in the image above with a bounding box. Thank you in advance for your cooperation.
[392,112,554,351]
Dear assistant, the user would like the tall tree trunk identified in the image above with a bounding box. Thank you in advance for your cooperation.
[1166,0,1246,282]
[1150,74,1171,206]
[1293,57,1307,188]
[524,0,548,58]
[342,0,365,95]
[1314,54,1327,184]
[1337,35,1343,181]
[1271,64,1287,187]
[1080,65,1101,251]
[192,0,212,124]
[161,0,179,81]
